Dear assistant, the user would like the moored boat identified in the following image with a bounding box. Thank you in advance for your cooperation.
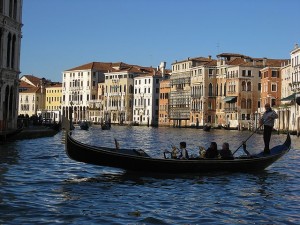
[203,125,211,132]
[0,127,23,142]
[80,121,89,130]
[65,132,291,173]
[101,122,111,130]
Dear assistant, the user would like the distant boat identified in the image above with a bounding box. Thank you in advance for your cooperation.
[101,121,111,130]
[80,121,89,130]
[203,125,211,132]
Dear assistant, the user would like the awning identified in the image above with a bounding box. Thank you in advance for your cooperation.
[281,93,295,101]
[223,96,236,102]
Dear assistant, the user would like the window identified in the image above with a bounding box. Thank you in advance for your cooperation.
[271,83,277,92]
[272,71,278,78]
[271,98,276,107]
[208,83,213,96]
[247,82,251,91]
[242,81,246,91]
[242,114,245,120]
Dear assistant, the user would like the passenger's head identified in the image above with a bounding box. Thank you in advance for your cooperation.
[180,142,186,148]
[210,142,217,150]
[222,142,229,150]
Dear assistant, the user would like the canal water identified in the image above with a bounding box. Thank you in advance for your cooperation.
[0,126,299,224]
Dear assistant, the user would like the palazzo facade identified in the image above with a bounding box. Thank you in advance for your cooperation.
[0,0,22,131]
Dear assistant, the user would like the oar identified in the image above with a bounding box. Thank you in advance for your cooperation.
[232,122,265,155]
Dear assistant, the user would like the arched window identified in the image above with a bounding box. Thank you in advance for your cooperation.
[129,85,133,94]
[220,83,223,96]
[223,82,226,96]
[247,99,252,109]
[13,0,18,20]
[242,81,246,91]
[9,0,13,17]
[208,83,213,96]
[7,33,12,67]
[247,82,251,91]
[216,84,219,96]
[0,0,3,15]
[241,98,246,109]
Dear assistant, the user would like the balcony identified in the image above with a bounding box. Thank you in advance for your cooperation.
[223,107,237,112]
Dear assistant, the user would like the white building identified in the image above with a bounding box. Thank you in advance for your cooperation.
[0,0,22,131]
[133,62,166,126]
[289,44,300,133]
[62,62,108,123]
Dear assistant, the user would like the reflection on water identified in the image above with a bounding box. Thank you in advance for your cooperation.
[0,126,299,224]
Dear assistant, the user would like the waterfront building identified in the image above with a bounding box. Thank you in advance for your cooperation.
[279,44,300,133]
[18,75,47,117]
[158,79,171,126]
[279,61,292,131]
[290,44,300,133]
[88,81,105,124]
[169,57,213,127]
[214,53,287,130]
[0,0,22,131]
[62,62,110,123]
[190,58,217,127]
[104,62,164,125]
[103,62,136,125]
[37,83,62,123]
[133,62,166,126]
[259,59,288,131]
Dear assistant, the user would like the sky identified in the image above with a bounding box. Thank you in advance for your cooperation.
[20,0,300,82]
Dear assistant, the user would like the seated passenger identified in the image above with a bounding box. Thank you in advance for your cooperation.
[171,146,179,159]
[205,142,219,159]
[178,141,189,159]
[219,142,234,159]
[199,146,206,158]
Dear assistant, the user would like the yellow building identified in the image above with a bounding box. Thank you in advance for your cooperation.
[46,83,62,111]
[38,83,62,123]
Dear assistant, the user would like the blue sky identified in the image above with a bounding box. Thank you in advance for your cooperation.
[20,0,300,82]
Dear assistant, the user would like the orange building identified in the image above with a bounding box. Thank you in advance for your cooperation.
[260,63,286,108]
[159,79,171,126]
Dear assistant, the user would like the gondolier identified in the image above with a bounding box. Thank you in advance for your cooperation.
[259,103,278,154]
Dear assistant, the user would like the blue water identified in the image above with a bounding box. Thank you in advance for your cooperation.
[0,126,300,224]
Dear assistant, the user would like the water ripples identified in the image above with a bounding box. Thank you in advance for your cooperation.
[0,126,300,224]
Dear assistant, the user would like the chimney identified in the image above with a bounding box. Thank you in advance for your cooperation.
[208,55,211,60]
[159,61,166,77]
[263,57,267,67]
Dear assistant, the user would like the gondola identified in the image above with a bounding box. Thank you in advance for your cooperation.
[101,122,111,130]
[203,125,211,132]
[80,121,89,130]
[65,132,291,173]
[0,127,23,142]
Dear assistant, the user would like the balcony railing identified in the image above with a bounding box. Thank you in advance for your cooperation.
[223,107,237,112]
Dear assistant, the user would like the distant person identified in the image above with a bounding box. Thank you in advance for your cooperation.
[219,142,234,159]
[259,103,278,154]
[205,142,219,159]
[178,142,189,159]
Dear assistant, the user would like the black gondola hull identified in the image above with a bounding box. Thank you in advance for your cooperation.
[65,133,291,173]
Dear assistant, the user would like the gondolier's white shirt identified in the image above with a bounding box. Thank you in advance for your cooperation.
[261,109,278,127]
